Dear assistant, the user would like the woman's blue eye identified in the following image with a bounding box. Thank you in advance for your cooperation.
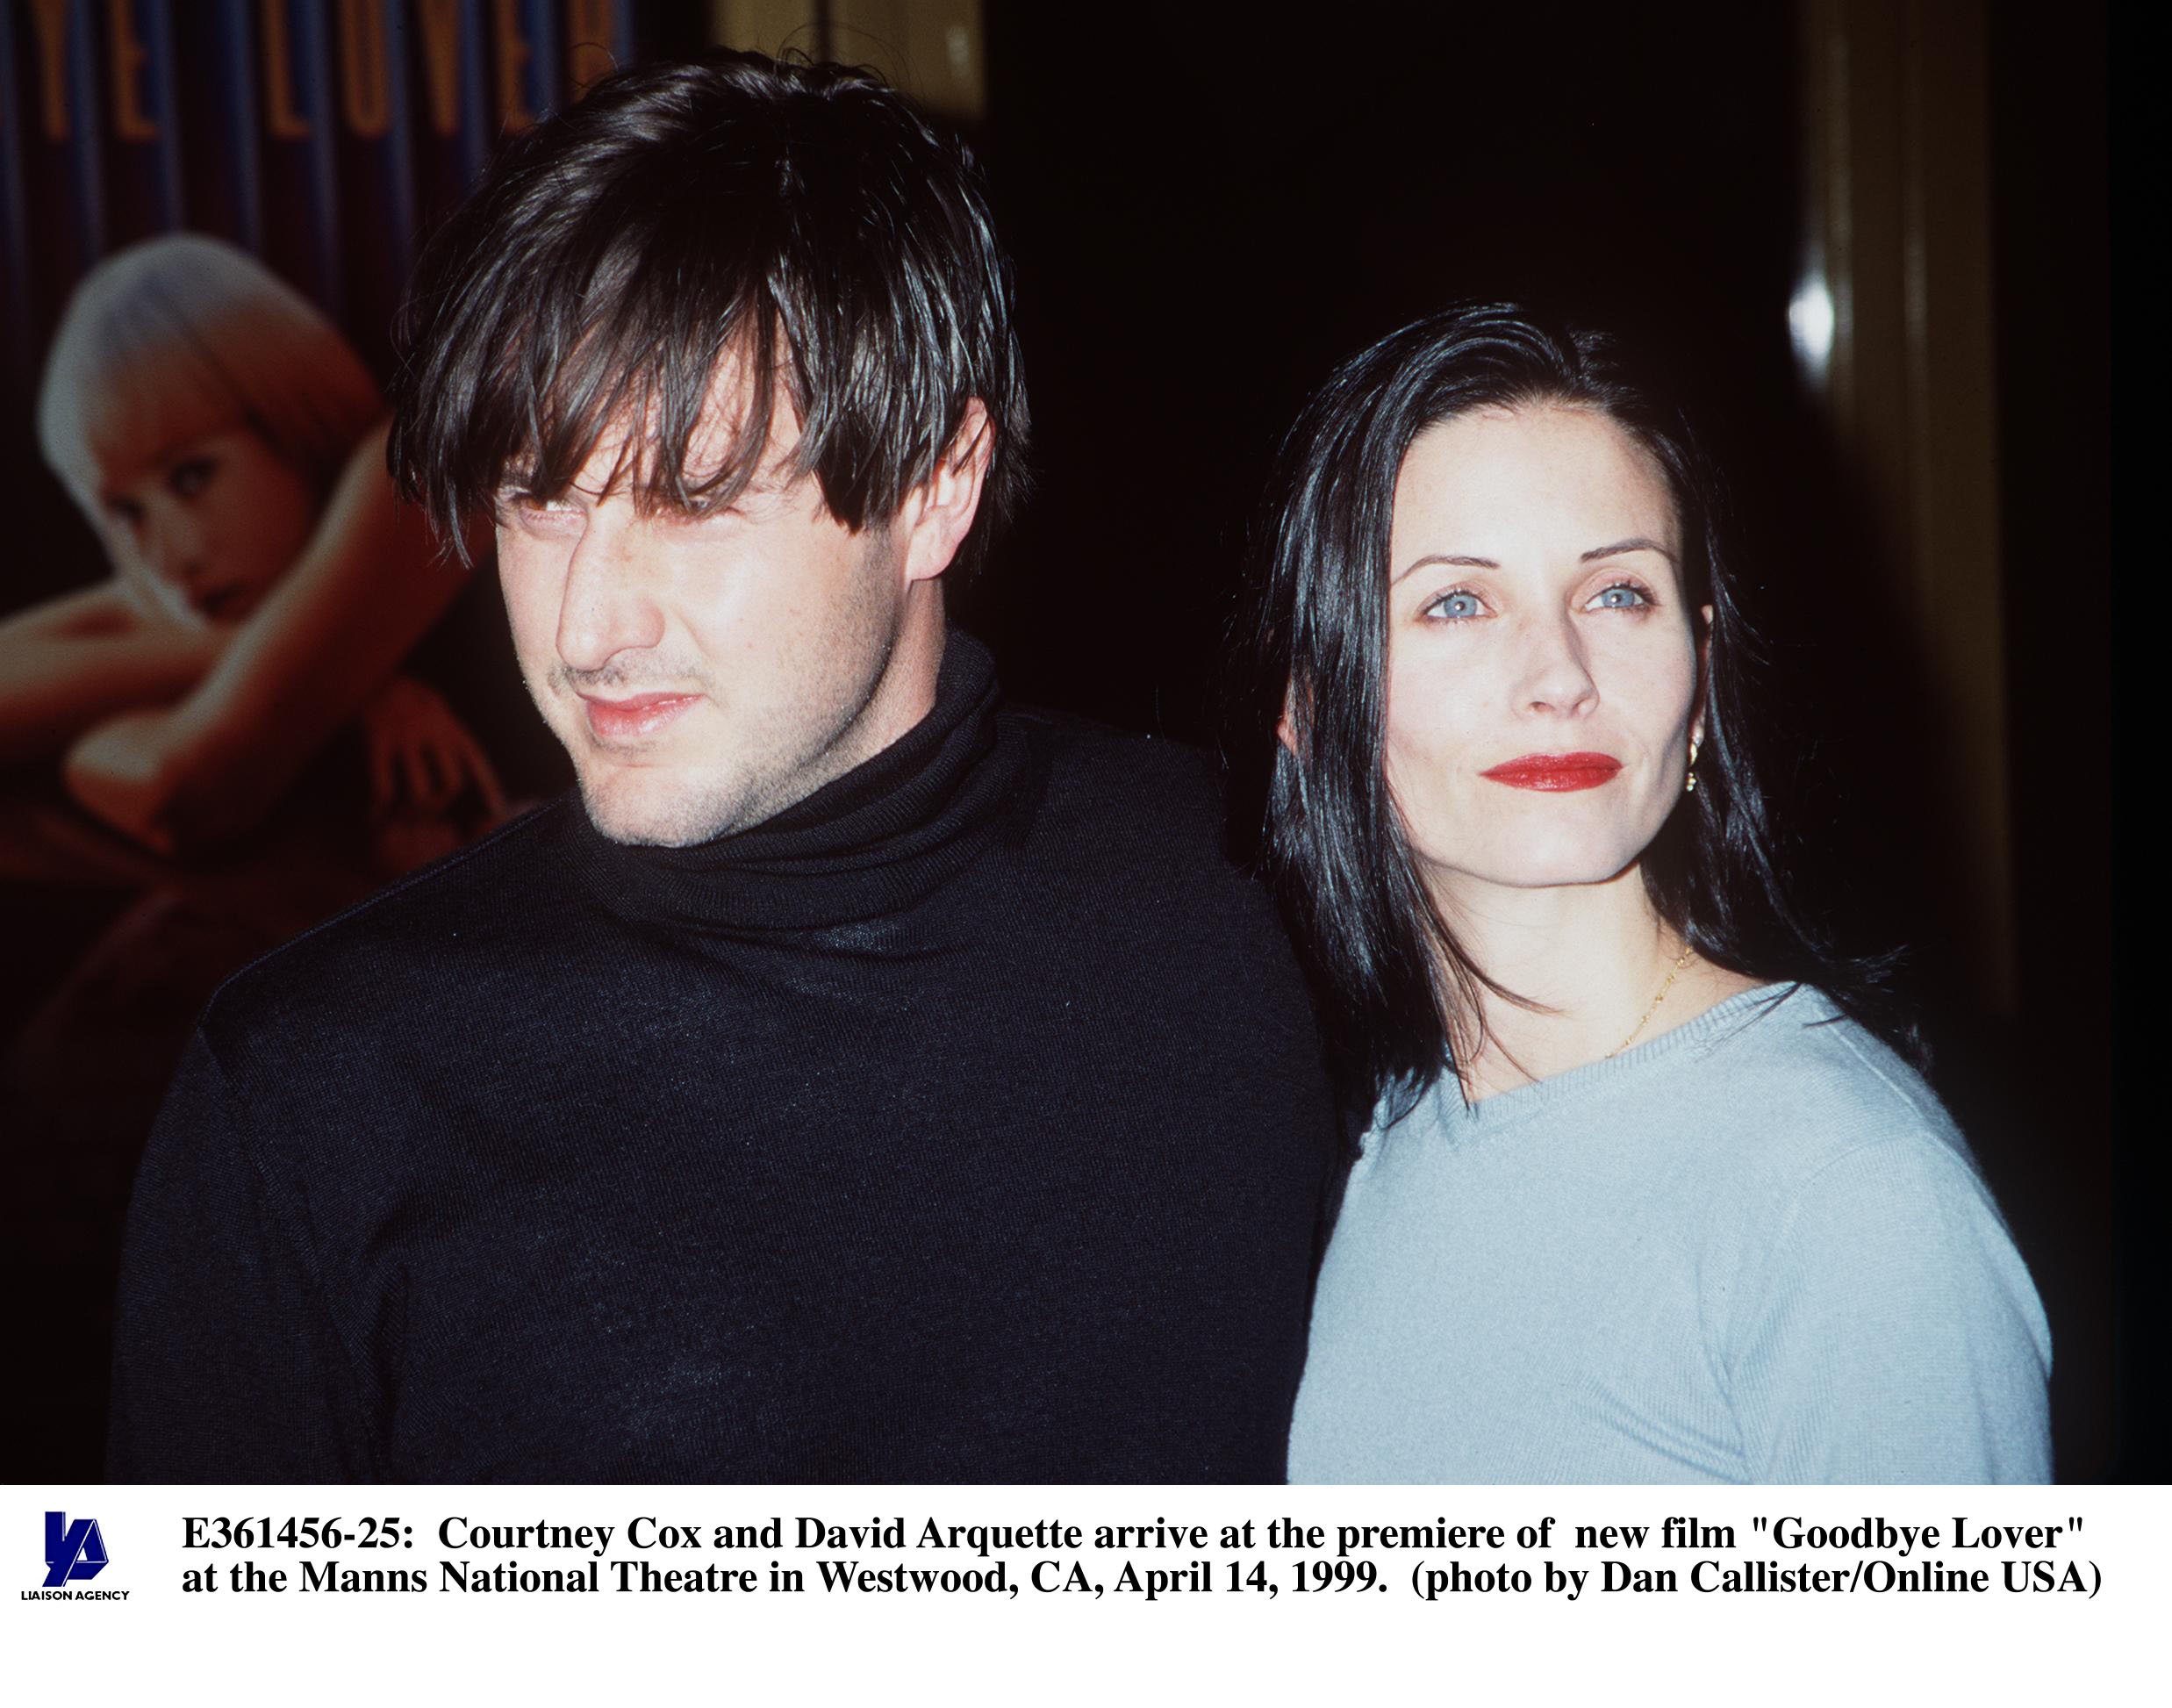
[1429,590,1483,621]
[1589,582,1649,611]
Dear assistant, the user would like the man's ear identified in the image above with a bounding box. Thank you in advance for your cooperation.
[900,399,993,585]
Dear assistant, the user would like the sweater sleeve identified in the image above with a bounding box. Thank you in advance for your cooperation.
[1727,1133,2053,1483]
[108,1032,380,1482]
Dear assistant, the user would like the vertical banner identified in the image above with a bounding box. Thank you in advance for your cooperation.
[329,0,411,370]
[565,0,626,99]
[405,0,485,231]
[489,0,555,135]
[5,0,106,354]
[0,4,32,385]
[90,0,181,248]
[169,0,262,252]
[253,0,341,318]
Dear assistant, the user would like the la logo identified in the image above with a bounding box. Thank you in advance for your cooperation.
[43,1512,109,1589]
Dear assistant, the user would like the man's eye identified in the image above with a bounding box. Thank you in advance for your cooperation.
[1424,589,1484,621]
[167,456,218,499]
[504,495,579,522]
[104,496,146,528]
[1588,582,1651,611]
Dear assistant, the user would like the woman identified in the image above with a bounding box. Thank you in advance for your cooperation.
[3,235,508,1245]
[9,232,500,858]
[1246,305,2050,1482]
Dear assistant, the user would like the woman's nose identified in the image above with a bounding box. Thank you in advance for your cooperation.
[139,502,207,587]
[1515,615,1599,718]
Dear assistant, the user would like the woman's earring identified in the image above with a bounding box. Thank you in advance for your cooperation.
[1685,736,1702,796]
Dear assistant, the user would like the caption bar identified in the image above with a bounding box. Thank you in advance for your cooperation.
[110,1509,2099,1604]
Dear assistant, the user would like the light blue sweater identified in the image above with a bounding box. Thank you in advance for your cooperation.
[1287,986,2052,1483]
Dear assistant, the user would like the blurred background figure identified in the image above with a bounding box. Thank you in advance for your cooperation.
[2,234,504,1470]
[17,233,499,856]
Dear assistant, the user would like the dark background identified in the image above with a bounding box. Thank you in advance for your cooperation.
[4,1,2126,1479]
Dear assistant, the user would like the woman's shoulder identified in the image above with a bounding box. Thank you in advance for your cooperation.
[1671,982,1980,1193]
[1719,982,1945,1111]
[1690,987,2052,1441]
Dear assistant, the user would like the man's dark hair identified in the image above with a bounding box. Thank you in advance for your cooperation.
[389,51,1026,564]
[1235,303,1915,1114]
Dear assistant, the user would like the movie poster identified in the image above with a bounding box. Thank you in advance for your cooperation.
[1,0,702,1479]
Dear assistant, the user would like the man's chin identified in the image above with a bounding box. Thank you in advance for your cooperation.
[576,771,743,849]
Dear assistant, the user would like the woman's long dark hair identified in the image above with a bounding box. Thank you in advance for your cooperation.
[1236,304,1914,1114]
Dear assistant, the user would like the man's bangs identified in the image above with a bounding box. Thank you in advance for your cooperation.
[427,222,829,548]
[390,51,1027,566]
[493,305,806,520]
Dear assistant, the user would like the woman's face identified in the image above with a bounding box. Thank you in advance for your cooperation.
[95,426,319,627]
[1381,403,1702,908]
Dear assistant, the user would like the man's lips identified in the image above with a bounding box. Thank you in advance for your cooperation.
[579,692,703,743]
[1480,752,1624,792]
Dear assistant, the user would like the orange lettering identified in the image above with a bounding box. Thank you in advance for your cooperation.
[567,0,616,97]
[27,0,71,140]
[260,0,311,139]
[108,0,158,140]
[415,0,463,135]
[493,0,533,132]
[336,0,390,136]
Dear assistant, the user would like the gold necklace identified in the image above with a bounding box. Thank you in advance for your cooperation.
[1608,944,1695,1058]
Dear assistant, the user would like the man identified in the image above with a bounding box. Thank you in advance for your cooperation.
[106,53,1337,1482]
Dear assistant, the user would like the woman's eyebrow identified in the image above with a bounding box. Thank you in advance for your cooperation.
[1581,536,1675,563]
[1392,552,1498,583]
[1394,537,1678,582]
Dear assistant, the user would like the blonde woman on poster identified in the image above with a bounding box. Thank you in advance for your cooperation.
[6,232,501,859]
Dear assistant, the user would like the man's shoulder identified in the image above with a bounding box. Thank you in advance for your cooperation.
[1001,703,1235,846]
[199,801,577,1051]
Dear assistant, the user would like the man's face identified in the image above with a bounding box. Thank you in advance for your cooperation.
[495,386,917,847]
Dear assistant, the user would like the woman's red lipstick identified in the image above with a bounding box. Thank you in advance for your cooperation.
[1480,752,1623,792]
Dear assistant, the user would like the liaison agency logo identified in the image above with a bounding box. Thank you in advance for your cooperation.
[24,1512,129,1602]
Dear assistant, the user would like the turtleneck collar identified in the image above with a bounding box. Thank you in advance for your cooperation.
[559,628,1025,934]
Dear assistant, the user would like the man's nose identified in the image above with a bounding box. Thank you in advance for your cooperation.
[1513,613,1600,719]
[555,515,666,674]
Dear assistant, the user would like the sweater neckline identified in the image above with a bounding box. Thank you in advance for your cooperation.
[1400,982,1824,1141]
[558,628,1024,934]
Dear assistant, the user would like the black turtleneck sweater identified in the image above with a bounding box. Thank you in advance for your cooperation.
[107,635,1339,1482]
